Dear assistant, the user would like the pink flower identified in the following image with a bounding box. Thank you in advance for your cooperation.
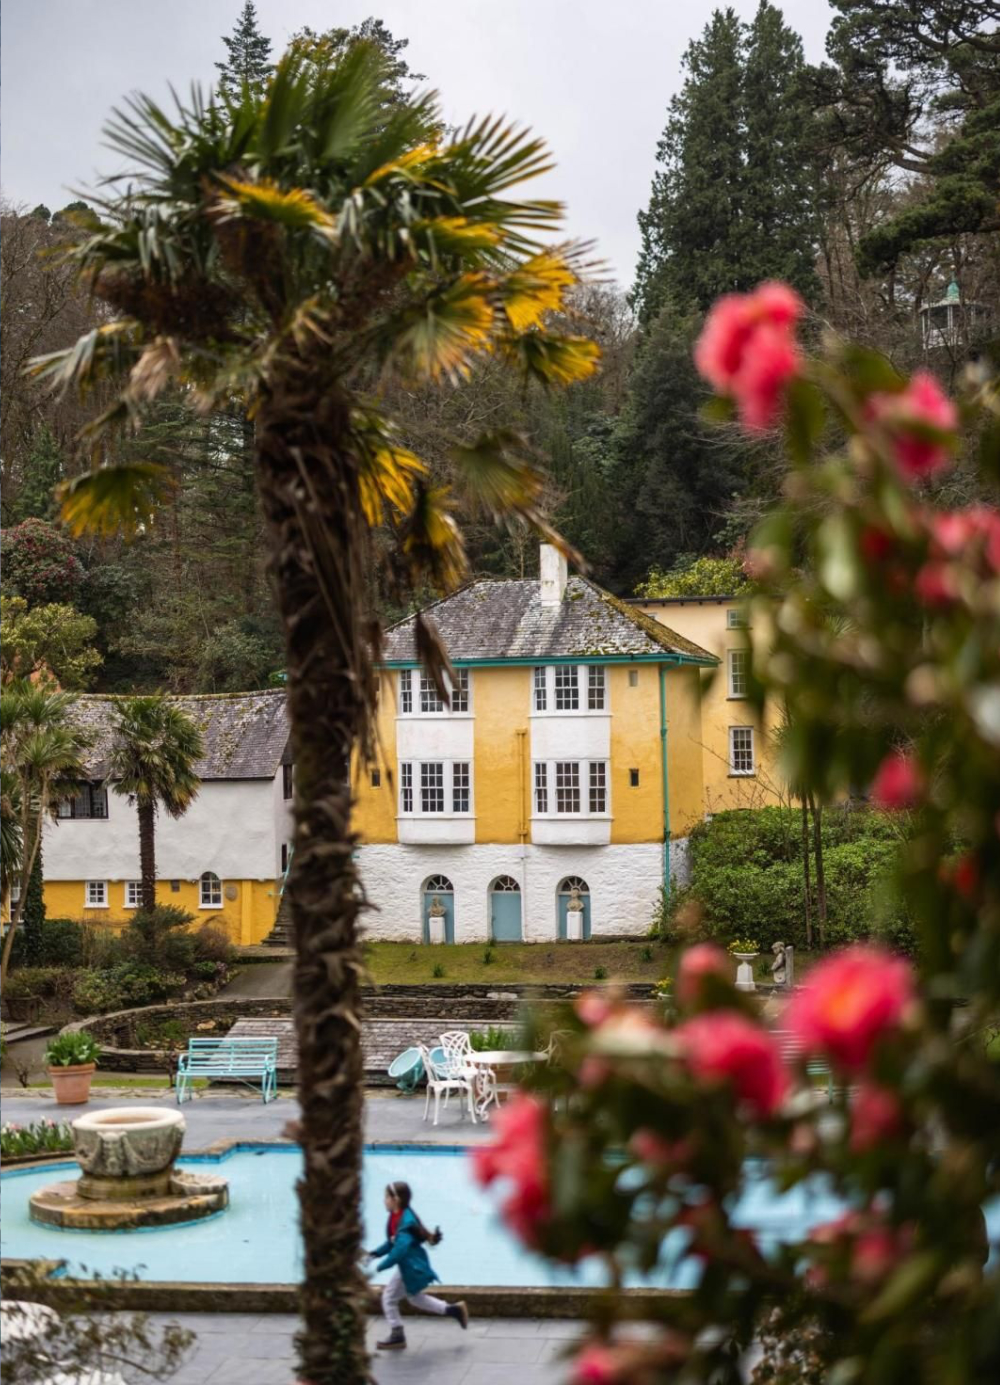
[629,1128,693,1168]
[914,562,958,607]
[676,943,730,1007]
[871,751,924,811]
[571,1345,621,1385]
[674,1013,787,1117]
[867,371,958,481]
[575,991,613,1027]
[471,1094,550,1247]
[694,282,804,430]
[850,1081,903,1153]
[786,945,914,1072]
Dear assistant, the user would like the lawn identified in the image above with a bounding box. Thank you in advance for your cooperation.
[361,939,676,986]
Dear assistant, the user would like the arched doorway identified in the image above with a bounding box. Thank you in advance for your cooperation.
[557,877,591,940]
[422,875,455,944]
[489,875,522,942]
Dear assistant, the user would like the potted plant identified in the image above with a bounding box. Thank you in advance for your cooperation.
[45,1031,101,1105]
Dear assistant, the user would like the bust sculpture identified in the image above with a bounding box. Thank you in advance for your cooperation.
[771,941,787,986]
[428,895,445,918]
[567,885,584,914]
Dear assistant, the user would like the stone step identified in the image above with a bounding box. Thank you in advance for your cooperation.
[1,1022,57,1045]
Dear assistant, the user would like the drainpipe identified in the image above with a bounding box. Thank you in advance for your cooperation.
[659,665,670,897]
[516,728,529,937]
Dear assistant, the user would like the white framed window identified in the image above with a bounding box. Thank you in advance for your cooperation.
[85,881,108,908]
[399,669,413,714]
[398,667,471,715]
[57,786,108,820]
[532,666,609,715]
[729,727,755,776]
[199,871,223,908]
[9,880,21,905]
[727,649,748,698]
[124,881,142,908]
[727,608,748,629]
[450,668,469,713]
[533,760,610,817]
[398,761,473,816]
[419,671,443,713]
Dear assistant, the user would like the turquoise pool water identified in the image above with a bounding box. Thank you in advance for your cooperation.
[7,1146,994,1287]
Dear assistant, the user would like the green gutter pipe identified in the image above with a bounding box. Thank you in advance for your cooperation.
[383,653,718,669]
[659,665,670,895]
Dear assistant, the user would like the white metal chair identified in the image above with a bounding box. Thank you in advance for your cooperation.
[438,1030,475,1077]
[417,1043,477,1126]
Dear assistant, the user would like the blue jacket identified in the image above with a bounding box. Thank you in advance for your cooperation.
[372,1207,439,1295]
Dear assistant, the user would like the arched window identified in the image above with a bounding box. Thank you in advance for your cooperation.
[491,875,520,892]
[558,876,589,896]
[200,872,222,908]
[425,875,454,894]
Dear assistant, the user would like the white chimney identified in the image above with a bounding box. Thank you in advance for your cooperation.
[539,542,568,607]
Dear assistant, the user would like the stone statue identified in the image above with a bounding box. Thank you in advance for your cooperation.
[567,885,584,913]
[429,895,445,918]
[771,941,787,987]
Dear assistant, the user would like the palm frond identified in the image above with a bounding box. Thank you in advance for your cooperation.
[27,321,144,397]
[397,482,467,593]
[500,251,577,332]
[58,463,176,538]
[387,274,494,381]
[214,177,337,239]
[450,429,543,515]
[500,329,601,386]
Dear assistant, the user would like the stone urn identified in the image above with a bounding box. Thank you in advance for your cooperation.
[49,1063,97,1106]
[72,1107,185,1201]
[733,952,759,992]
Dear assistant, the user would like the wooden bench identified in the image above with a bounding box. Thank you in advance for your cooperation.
[176,1036,278,1104]
[774,1030,835,1100]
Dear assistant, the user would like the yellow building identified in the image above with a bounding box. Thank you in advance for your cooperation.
[37,692,293,947]
[352,545,717,941]
[632,595,788,812]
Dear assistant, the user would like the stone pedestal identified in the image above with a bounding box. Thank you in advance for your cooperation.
[565,907,584,941]
[427,912,446,944]
[733,953,758,992]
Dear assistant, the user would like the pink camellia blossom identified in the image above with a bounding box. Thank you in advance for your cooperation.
[871,751,924,811]
[571,1345,621,1385]
[472,1094,549,1247]
[674,1013,787,1117]
[676,942,731,1007]
[786,945,915,1072]
[850,1081,904,1153]
[694,281,804,431]
[809,1210,913,1287]
[867,371,958,481]
[629,1128,694,1168]
[575,991,614,1028]
[914,561,958,608]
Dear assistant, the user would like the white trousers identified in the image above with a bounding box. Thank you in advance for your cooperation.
[382,1268,449,1330]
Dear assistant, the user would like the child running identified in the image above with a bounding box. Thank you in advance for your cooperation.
[367,1180,469,1350]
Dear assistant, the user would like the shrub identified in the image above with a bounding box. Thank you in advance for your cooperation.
[9,918,85,968]
[3,966,77,1002]
[122,905,196,971]
[71,963,185,1015]
[191,959,226,981]
[640,944,655,963]
[594,965,608,980]
[45,1030,100,1066]
[134,1018,188,1050]
[1,1119,73,1157]
[482,947,495,966]
[469,1025,515,1052]
[432,963,446,978]
[192,923,234,965]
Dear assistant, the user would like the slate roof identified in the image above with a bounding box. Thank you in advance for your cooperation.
[382,576,716,664]
[69,691,290,782]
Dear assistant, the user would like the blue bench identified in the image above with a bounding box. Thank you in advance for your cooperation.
[176,1036,278,1104]
[774,1030,835,1100]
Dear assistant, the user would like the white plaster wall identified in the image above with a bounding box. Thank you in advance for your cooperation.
[357,842,663,943]
[529,714,610,760]
[43,780,279,882]
[398,817,475,845]
[530,818,611,846]
[271,769,295,878]
[396,717,474,760]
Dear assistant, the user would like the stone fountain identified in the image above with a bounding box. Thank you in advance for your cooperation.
[28,1107,228,1230]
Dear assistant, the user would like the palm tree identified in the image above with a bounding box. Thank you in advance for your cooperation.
[106,697,203,911]
[1,767,23,906]
[35,44,598,1383]
[0,684,90,987]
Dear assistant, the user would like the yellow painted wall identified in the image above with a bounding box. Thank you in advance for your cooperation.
[664,665,707,836]
[638,600,789,812]
[40,879,279,947]
[351,671,400,844]
[474,667,530,844]
[609,664,664,844]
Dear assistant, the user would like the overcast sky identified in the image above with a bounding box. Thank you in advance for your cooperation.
[2,0,833,288]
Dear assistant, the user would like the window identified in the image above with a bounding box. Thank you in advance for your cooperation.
[629,768,640,788]
[453,762,470,814]
[399,669,413,714]
[534,760,610,816]
[420,762,445,813]
[589,761,607,813]
[729,727,755,776]
[533,666,547,712]
[125,881,142,908]
[492,875,520,892]
[450,668,469,713]
[555,761,581,813]
[200,872,223,908]
[628,669,639,687]
[727,649,748,698]
[57,785,108,820]
[400,762,413,813]
[9,880,21,905]
[419,672,443,713]
[727,608,747,629]
[588,665,606,711]
[554,666,579,711]
[371,768,381,788]
[280,843,289,875]
[85,881,108,908]
[282,763,294,800]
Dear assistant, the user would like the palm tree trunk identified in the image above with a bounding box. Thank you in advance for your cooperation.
[138,800,157,912]
[810,795,827,948]
[255,378,370,1385]
[801,798,813,949]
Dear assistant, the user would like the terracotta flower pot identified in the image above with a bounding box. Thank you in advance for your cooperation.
[48,1063,96,1106]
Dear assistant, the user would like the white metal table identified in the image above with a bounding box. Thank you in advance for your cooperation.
[465,1049,547,1120]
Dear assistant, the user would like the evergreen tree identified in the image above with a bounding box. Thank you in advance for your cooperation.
[21,842,45,966]
[633,3,819,319]
[12,426,63,523]
[215,2,273,101]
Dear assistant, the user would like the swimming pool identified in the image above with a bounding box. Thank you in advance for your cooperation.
[1,1145,858,1287]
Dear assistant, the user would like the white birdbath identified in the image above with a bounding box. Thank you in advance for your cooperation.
[733,952,759,992]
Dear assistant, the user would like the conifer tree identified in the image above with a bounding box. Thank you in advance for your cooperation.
[215,2,273,101]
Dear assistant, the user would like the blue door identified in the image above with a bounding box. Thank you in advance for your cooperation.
[422,877,455,944]
[557,878,592,940]
[490,877,522,942]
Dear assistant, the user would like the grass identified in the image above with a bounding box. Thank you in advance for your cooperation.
[28,1074,208,1091]
[362,940,677,985]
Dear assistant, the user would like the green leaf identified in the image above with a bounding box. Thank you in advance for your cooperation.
[785,376,826,466]
[838,343,904,396]
[816,512,860,602]
[860,1250,943,1322]
[58,463,175,538]
[700,395,736,425]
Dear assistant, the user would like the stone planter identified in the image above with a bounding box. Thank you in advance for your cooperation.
[48,1063,96,1106]
[72,1107,185,1200]
[733,952,759,992]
